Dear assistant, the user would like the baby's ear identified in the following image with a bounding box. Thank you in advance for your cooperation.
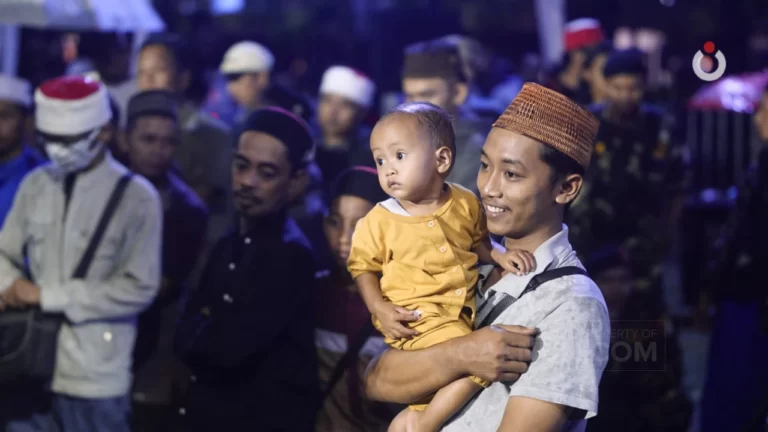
[435,146,453,175]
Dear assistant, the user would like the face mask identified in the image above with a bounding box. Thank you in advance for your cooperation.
[44,129,103,174]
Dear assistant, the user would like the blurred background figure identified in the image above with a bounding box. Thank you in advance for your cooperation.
[124,90,207,432]
[136,33,232,268]
[401,39,487,192]
[0,75,42,225]
[546,18,605,104]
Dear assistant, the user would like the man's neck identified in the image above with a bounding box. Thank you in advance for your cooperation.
[503,221,563,254]
[0,143,25,164]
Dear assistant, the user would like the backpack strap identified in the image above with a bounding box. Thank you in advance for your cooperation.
[477,266,589,329]
[71,173,133,279]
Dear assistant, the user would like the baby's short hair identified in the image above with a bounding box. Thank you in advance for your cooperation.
[384,102,456,170]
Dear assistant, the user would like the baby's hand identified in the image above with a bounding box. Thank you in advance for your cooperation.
[495,248,536,276]
[373,302,420,340]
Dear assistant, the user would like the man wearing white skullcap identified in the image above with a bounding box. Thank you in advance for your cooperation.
[0,75,161,432]
[210,40,312,129]
[314,66,377,184]
[0,74,43,226]
[220,41,275,117]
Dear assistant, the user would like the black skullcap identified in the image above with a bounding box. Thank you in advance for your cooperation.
[602,48,647,78]
[127,90,178,125]
[241,106,315,168]
[402,39,466,83]
[330,166,388,205]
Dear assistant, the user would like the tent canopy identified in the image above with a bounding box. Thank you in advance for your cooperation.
[0,0,165,32]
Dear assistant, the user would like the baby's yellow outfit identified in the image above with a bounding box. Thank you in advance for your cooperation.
[347,183,489,408]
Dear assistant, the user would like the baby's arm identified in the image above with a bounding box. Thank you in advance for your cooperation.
[355,273,419,340]
[473,238,536,276]
[348,216,419,340]
[470,196,535,275]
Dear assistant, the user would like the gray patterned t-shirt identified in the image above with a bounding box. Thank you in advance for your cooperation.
[443,225,611,431]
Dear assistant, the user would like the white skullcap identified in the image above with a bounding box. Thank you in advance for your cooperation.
[0,75,32,108]
[35,76,112,136]
[319,66,376,108]
[220,41,275,74]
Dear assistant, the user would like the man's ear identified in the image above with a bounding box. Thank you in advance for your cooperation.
[554,173,583,205]
[452,82,469,107]
[435,146,453,175]
[287,167,310,202]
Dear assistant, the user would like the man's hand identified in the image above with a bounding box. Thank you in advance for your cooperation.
[373,301,420,340]
[450,324,537,383]
[0,279,41,310]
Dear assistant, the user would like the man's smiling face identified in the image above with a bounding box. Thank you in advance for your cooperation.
[477,128,570,239]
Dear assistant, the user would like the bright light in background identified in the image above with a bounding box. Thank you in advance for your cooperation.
[660,0,676,7]
[212,0,244,15]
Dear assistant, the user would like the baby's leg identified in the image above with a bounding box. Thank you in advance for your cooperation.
[414,377,482,432]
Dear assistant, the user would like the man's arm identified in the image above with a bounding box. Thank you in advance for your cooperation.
[0,173,35,293]
[497,296,611,430]
[364,325,535,404]
[40,191,163,324]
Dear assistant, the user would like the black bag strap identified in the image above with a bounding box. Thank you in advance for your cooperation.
[320,320,375,404]
[71,173,133,279]
[477,266,589,329]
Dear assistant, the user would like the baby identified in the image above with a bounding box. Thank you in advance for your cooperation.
[347,102,535,432]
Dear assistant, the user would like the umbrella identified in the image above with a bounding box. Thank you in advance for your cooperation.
[0,0,165,32]
[688,71,768,113]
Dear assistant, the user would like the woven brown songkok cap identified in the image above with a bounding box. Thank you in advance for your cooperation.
[493,83,599,169]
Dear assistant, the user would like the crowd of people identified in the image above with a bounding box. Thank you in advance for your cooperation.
[0,15,765,432]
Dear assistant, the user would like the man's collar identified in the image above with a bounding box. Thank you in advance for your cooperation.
[485,224,573,298]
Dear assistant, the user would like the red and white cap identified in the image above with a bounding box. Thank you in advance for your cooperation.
[35,76,111,136]
[319,66,375,108]
[563,18,605,52]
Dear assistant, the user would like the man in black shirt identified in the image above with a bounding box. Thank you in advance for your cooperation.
[174,107,319,432]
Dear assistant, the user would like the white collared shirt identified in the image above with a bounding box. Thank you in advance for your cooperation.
[443,225,611,432]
